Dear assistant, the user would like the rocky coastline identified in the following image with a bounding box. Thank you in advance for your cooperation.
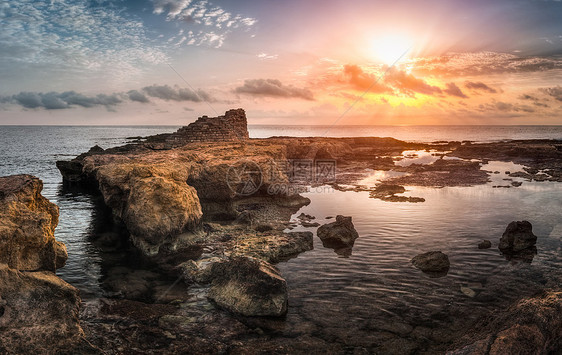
[2,109,561,353]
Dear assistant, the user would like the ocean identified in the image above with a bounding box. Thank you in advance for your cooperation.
[1,125,561,340]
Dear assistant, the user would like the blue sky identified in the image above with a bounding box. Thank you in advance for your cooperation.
[1,0,562,124]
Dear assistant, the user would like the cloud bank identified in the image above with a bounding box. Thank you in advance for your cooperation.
[234,79,314,100]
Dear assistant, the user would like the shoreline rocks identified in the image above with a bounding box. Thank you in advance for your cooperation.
[0,175,98,354]
[0,174,67,272]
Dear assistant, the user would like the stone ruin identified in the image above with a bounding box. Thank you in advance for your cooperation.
[168,108,250,144]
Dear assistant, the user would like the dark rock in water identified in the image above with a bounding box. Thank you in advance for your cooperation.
[207,257,288,317]
[511,181,523,187]
[301,221,320,227]
[0,264,99,354]
[411,251,450,275]
[297,213,315,221]
[498,221,537,253]
[317,215,359,246]
[0,174,67,272]
[478,240,492,249]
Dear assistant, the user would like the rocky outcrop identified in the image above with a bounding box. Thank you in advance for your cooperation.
[0,264,98,354]
[449,291,562,354]
[0,175,67,271]
[411,251,450,275]
[93,163,203,256]
[317,215,359,246]
[499,221,537,253]
[206,256,288,317]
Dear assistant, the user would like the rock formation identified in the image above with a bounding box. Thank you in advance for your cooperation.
[498,220,538,253]
[0,174,67,271]
[411,251,450,274]
[0,175,98,354]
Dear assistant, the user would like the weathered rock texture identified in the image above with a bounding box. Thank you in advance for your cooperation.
[207,256,288,317]
[499,220,538,253]
[0,174,67,271]
[0,264,98,354]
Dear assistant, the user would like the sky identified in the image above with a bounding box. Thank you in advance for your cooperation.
[1,0,562,125]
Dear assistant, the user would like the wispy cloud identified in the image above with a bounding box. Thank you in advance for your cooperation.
[444,82,468,98]
[0,0,168,86]
[151,0,257,48]
[465,81,497,93]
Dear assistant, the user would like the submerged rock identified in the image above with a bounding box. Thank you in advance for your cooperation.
[0,174,67,271]
[498,221,537,253]
[411,251,450,275]
[207,257,288,317]
[317,215,359,246]
[478,240,492,249]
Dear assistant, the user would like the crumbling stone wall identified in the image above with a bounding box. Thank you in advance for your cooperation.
[169,108,249,144]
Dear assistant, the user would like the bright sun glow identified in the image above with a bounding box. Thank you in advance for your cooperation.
[370,34,413,65]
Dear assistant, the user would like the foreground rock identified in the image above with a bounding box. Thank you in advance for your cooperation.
[449,291,562,354]
[411,251,450,275]
[0,264,98,354]
[0,175,67,271]
[499,220,538,253]
[207,256,288,317]
[478,240,492,249]
[0,175,97,354]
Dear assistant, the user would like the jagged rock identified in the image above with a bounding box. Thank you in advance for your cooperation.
[499,221,537,253]
[317,215,359,246]
[411,251,450,274]
[478,240,492,249]
[207,256,288,317]
[0,175,67,271]
[0,264,99,354]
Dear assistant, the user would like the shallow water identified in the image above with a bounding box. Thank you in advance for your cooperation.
[1,125,561,342]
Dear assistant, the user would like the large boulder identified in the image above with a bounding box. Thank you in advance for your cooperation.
[499,221,537,253]
[94,163,203,256]
[206,257,288,317]
[0,175,67,271]
[317,215,359,246]
[0,264,98,354]
[411,251,450,274]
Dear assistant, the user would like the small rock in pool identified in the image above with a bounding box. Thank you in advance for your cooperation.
[478,240,492,249]
[411,251,450,274]
[498,220,537,253]
[511,181,522,187]
[317,215,359,246]
[460,286,477,298]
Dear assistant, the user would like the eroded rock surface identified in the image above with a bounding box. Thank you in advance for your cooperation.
[0,174,66,271]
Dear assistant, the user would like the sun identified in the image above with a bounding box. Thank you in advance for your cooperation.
[370,34,413,65]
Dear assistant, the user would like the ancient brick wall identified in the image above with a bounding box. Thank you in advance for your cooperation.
[169,108,250,144]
